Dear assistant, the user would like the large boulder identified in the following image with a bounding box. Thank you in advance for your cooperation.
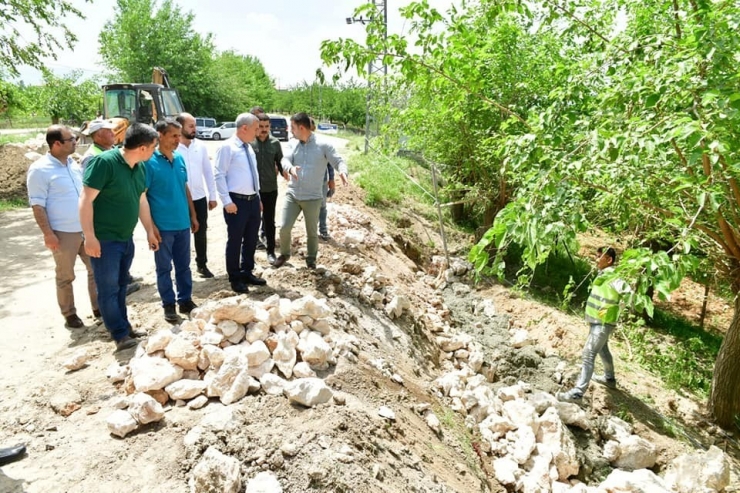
[130,356,184,392]
[664,445,730,493]
[284,378,333,407]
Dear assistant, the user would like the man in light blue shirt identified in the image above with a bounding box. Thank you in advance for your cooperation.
[26,125,98,328]
[273,112,348,269]
[214,112,265,293]
[142,119,199,322]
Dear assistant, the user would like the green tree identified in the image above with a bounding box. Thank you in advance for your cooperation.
[39,70,100,124]
[0,77,25,123]
[0,0,89,77]
[210,51,275,121]
[98,0,216,116]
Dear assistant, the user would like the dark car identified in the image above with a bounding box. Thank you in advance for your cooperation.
[269,116,289,141]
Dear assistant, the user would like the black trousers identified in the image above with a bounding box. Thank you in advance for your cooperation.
[224,194,260,282]
[192,197,209,268]
[260,190,278,254]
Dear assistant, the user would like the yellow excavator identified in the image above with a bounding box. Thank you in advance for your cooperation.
[80,67,185,144]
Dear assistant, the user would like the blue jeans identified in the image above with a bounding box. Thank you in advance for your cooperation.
[154,229,192,306]
[319,181,329,236]
[574,323,615,395]
[90,239,134,342]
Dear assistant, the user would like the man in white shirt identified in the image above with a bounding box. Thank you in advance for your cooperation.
[176,113,217,278]
[214,113,266,293]
[26,125,99,328]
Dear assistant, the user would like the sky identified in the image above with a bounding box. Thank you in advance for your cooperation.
[16,0,455,88]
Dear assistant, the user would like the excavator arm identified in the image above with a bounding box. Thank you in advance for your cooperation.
[152,67,171,88]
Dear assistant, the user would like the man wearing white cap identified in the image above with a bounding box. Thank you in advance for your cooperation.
[81,119,116,169]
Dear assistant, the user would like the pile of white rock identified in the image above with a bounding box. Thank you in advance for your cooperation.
[105,294,358,438]
[330,204,393,250]
[432,364,731,492]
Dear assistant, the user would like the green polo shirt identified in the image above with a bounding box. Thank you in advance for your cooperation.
[83,149,146,241]
[250,136,283,193]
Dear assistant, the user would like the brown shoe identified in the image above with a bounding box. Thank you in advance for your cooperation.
[64,314,84,328]
[272,255,289,268]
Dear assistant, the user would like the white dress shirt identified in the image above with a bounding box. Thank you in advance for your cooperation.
[177,139,216,202]
[214,136,260,206]
[26,153,83,232]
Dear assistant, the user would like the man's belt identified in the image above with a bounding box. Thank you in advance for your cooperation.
[230,192,257,201]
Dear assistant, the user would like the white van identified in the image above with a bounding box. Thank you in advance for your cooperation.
[195,117,216,138]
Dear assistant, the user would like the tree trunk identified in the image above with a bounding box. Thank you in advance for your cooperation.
[709,293,740,429]
[51,116,60,124]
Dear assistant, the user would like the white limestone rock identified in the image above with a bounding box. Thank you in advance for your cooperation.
[664,445,730,493]
[260,373,287,396]
[292,362,316,379]
[273,331,299,378]
[493,457,519,486]
[311,318,331,335]
[107,409,138,438]
[468,348,484,373]
[434,372,466,397]
[188,395,209,410]
[179,319,204,335]
[217,320,240,338]
[246,322,269,343]
[226,324,246,345]
[200,331,224,346]
[222,370,259,405]
[536,407,579,481]
[284,378,333,407]
[207,351,245,398]
[190,447,242,493]
[165,332,200,370]
[385,295,410,319]
[289,320,306,335]
[245,340,271,367]
[165,379,207,400]
[298,332,332,370]
[110,395,129,410]
[612,435,658,470]
[556,402,591,430]
[210,297,256,325]
[598,468,671,493]
[146,330,173,354]
[63,348,89,371]
[479,413,516,436]
[246,358,274,379]
[506,426,537,465]
[530,392,557,414]
[510,329,532,348]
[201,345,225,370]
[437,333,471,352]
[503,399,539,435]
[246,471,283,493]
[106,362,129,383]
[290,295,332,320]
[600,416,633,441]
[128,392,165,424]
[130,356,184,392]
[425,412,441,434]
[497,383,525,402]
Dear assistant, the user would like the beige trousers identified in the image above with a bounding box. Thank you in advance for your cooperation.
[52,231,98,317]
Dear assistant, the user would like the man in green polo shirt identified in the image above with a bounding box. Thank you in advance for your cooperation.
[80,123,161,352]
[142,119,199,322]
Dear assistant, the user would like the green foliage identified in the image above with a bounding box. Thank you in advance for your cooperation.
[0,0,89,77]
[0,198,27,211]
[272,81,366,127]
[351,152,435,209]
[98,0,216,116]
[210,51,275,122]
[38,70,100,124]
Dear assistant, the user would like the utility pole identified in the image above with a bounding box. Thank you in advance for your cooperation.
[346,0,388,154]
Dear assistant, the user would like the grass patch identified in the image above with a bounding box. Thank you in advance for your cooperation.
[0,198,27,211]
[350,152,436,209]
[0,132,36,145]
[0,116,49,130]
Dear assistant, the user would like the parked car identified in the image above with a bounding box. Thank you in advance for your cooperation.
[201,121,236,140]
[269,116,289,141]
[195,117,216,138]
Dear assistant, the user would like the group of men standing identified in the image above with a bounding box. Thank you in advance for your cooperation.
[26,110,347,353]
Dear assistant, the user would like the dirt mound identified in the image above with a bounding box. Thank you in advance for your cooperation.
[0,140,46,200]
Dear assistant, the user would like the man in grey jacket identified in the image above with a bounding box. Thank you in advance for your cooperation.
[273,112,348,269]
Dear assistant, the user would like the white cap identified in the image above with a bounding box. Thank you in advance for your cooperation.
[83,119,115,135]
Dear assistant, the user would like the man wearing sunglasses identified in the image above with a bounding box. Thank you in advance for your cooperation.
[27,126,99,329]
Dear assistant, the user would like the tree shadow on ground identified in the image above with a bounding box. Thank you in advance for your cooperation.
[0,467,27,493]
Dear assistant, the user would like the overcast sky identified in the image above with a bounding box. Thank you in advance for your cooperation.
[16,0,455,88]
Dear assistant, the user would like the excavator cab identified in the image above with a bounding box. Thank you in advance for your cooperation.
[88,68,184,145]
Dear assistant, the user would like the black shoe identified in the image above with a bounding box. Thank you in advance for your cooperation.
[256,240,267,250]
[93,309,101,318]
[115,336,137,352]
[267,252,277,265]
[179,299,198,314]
[128,275,144,283]
[163,304,178,322]
[319,233,331,241]
[129,327,147,338]
[126,282,141,296]
[272,255,289,268]
[64,314,84,328]
[230,281,249,294]
[243,272,267,286]
[0,444,26,466]
[197,266,214,278]
[306,261,317,270]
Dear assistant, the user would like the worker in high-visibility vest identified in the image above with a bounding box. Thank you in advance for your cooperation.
[557,246,630,403]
